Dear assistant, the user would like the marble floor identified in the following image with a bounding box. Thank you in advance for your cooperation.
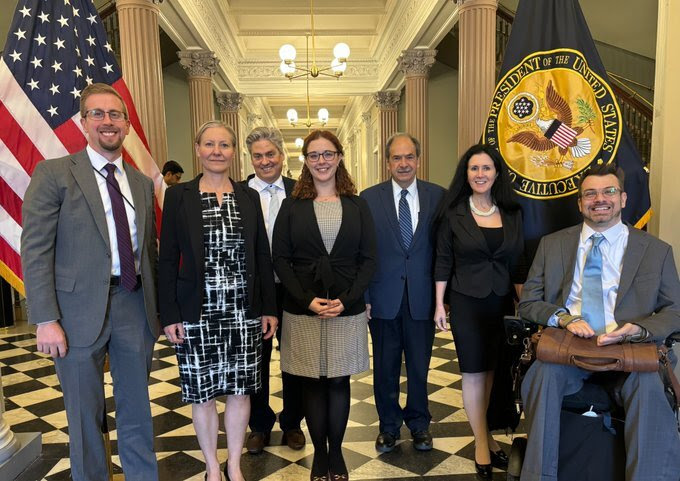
[1,321,524,480]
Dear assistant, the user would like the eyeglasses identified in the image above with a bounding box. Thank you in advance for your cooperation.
[306,150,338,162]
[580,187,621,200]
[252,151,279,162]
[84,109,128,121]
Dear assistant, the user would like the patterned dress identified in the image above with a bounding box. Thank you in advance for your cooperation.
[281,200,370,378]
[175,192,262,403]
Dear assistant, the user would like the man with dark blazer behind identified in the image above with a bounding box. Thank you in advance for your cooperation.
[242,126,305,454]
[20,84,159,481]
[360,133,445,452]
[519,163,680,481]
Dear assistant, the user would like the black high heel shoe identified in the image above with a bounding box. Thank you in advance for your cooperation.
[224,462,231,481]
[490,448,509,469]
[475,461,493,479]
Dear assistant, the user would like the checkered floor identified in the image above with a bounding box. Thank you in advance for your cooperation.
[1,322,524,480]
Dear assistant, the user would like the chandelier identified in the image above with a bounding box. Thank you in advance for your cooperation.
[278,0,350,80]
[285,65,329,128]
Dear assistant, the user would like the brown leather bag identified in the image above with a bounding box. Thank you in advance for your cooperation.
[531,327,659,372]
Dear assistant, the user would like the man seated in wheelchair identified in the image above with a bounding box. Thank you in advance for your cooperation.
[518,163,680,481]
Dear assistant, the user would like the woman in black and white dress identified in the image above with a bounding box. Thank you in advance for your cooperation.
[272,130,376,481]
[159,120,277,481]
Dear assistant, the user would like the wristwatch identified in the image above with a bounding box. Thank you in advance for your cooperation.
[556,311,583,328]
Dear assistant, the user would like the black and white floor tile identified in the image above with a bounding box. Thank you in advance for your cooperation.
[1,322,524,480]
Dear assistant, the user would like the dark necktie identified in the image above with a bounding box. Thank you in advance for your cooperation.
[581,234,605,334]
[104,163,137,291]
[399,189,413,249]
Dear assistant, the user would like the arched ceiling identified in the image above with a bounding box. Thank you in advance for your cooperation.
[158,0,458,157]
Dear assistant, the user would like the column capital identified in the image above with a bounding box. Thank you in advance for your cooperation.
[116,0,161,11]
[178,49,219,78]
[246,113,262,129]
[216,92,244,113]
[454,0,498,9]
[361,112,372,125]
[398,49,437,77]
[374,90,401,110]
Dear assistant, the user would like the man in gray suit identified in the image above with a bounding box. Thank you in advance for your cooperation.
[21,83,160,481]
[519,162,680,481]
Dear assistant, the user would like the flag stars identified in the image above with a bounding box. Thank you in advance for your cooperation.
[87,14,97,24]
[30,56,43,69]
[49,83,60,95]
[104,42,113,53]
[19,6,31,17]
[103,63,114,74]
[47,106,58,117]
[73,65,83,77]
[28,78,39,90]
[38,11,49,23]
[75,46,81,57]
[85,76,93,86]
[86,35,96,46]
[14,29,27,41]
[57,15,68,27]
[34,34,47,46]
[9,50,22,63]
[70,86,81,98]
[54,38,65,50]
[74,27,78,37]
[72,6,80,17]
[51,61,63,73]
[85,56,95,67]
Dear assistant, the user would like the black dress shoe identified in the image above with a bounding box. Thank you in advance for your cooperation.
[246,431,270,454]
[282,428,306,450]
[375,432,398,453]
[412,430,433,451]
[490,448,509,469]
[475,461,493,479]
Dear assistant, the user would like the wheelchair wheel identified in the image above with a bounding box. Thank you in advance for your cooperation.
[507,436,527,480]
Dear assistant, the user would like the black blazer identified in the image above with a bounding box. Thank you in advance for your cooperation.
[272,195,377,316]
[242,173,296,197]
[158,174,277,327]
[434,201,524,298]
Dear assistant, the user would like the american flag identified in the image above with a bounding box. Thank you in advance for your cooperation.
[0,0,164,295]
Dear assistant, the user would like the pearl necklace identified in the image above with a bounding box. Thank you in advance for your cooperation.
[469,196,497,217]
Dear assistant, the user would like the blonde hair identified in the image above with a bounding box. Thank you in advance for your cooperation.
[194,120,237,147]
[80,83,128,119]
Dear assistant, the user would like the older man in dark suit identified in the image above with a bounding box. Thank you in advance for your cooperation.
[360,133,445,452]
[21,83,159,481]
[519,163,680,481]
[242,126,305,454]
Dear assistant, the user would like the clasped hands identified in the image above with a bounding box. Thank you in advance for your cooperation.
[308,297,345,319]
[558,314,643,346]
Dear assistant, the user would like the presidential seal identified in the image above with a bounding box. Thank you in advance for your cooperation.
[484,48,622,199]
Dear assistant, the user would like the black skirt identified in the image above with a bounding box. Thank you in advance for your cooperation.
[449,290,512,373]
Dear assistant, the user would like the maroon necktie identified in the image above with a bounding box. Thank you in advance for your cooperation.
[104,163,137,291]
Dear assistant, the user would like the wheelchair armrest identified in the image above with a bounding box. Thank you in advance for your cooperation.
[504,315,540,346]
[664,330,680,348]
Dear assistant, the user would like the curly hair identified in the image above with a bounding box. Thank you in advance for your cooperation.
[292,130,357,199]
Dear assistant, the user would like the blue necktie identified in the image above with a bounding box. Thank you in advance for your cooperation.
[399,189,413,249]
[581,234,606,334]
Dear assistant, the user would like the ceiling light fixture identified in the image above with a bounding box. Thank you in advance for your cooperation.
[278,0,350,80]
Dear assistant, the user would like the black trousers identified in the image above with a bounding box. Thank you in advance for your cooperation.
[368,286,434,435]
[248,283,304,433]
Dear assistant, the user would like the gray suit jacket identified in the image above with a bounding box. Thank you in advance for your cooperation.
[21,149,159,347]
[519,223,680,343]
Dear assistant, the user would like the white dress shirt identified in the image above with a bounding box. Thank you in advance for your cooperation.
[550,221,629,332]
[391,178,419,233]
[248,175,287,234]
[87,145,140,276]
